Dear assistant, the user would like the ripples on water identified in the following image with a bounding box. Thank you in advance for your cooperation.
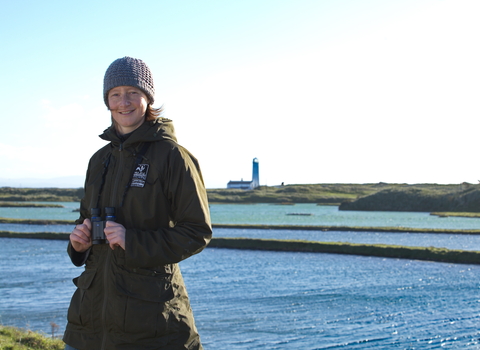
[1,203,480,348]
[183,248,480,349]
[1,238,479,349]
[0,239,77,334]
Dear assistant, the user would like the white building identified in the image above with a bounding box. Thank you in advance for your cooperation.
[227,158,259,190]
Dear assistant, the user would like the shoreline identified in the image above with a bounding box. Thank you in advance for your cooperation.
[3,183,480,212]
[2,230,479,265]
[209,238,480,265]
[1,219,479,235]
[212,224,480,235]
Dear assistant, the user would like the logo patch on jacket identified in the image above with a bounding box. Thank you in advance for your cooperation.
[131,164,149,188]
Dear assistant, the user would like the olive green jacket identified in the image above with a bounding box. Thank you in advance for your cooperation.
[63,118,212,350]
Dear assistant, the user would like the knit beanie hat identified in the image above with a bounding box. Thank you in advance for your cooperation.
[103,56,155,107]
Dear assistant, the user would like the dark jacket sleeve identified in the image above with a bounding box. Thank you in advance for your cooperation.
[67,242,91,267]
[124,146,212,268]
[67,164,92,267]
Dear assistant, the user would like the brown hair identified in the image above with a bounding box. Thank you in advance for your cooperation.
[145,104,165,121]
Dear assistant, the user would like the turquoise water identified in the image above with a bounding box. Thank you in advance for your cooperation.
[0,202,80,221]
[1,202,479,229]
[209,203,480,230]
[2,203,480,251]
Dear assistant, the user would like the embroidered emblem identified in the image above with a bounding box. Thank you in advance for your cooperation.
[131,164,149,188]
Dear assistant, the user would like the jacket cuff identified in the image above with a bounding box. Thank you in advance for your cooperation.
[67,242,91,267]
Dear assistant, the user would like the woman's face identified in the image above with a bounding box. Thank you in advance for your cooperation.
[108,86,149,135]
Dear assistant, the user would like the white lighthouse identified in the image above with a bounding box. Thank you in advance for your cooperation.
[227,158,260,190]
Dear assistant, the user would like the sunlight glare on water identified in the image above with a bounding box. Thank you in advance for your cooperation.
[1,238,479,349]
[0,203,480,349]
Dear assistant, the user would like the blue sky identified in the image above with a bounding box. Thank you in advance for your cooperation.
[1,0,479,188]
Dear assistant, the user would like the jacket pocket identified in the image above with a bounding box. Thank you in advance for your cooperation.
[67,268,97,329]
[113,267,175,338]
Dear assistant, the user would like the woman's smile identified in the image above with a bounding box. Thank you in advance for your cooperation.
[108,86,149,135]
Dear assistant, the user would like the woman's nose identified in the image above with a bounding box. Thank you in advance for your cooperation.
[119,94,131,106]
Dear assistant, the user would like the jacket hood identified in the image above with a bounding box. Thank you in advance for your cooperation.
[99,117,177,146]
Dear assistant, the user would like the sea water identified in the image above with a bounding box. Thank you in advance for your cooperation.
[1,238,479,349]
[1,204,480,348]
[208,203,480,230]
[1,203,479,251]
[1,203,480,230]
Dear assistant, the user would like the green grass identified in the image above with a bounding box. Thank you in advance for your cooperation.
[2,231,479,264]
[0,326,64,350]
[431,212,480,218]
[339,183,480,212]
[0,218,74,225]
[208,237,480,265]
[0,187,83,203]
[0,232,70,240]
[0,203,63,208]
[0,184,372,204]
[1,222,479,236]
[207,184,381,204]
[211,224,480,234]
[1,184,480,212]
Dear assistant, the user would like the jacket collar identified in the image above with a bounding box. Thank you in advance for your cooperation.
[99,117,177,148]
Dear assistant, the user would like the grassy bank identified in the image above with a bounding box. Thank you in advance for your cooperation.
[207,183,379,204]
[0,231,70,240]
[2,184,480,213]
[0,202,63,208]
[212,224,480,235]
[209,238,480,265]
[2,231,479,265]
[0,188,83,202]
[431,212,480,218]
[339,183,480,212]
[0,218,74,225]
[0,184,372,204]
[0,325,63,350]
[2,222,480,235]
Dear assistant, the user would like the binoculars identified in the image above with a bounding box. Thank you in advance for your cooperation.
[91,207,116,245]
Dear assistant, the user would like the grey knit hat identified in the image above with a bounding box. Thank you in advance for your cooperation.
[103,56,155,107]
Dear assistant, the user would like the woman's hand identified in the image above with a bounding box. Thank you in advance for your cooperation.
[105,221,126,250]
[70,218,93,253]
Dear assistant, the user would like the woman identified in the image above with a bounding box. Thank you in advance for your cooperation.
[63,56,212,350]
